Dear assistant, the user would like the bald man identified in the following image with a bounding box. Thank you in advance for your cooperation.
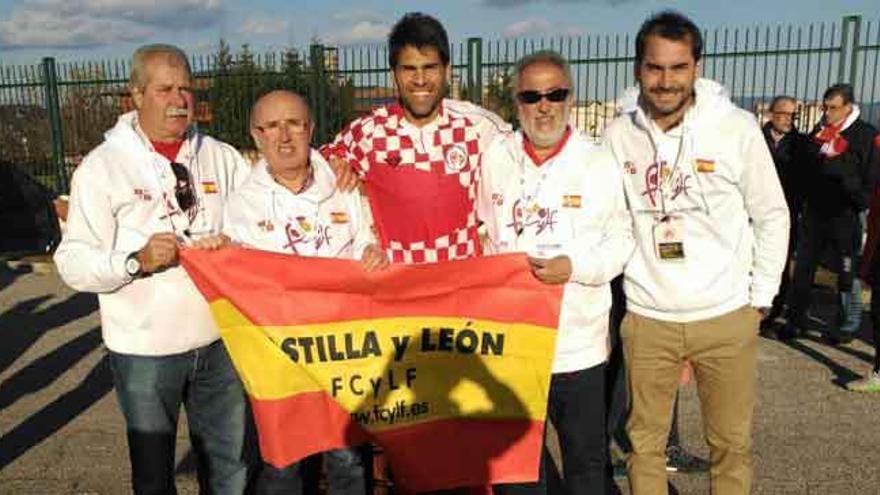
[223,90,386,494]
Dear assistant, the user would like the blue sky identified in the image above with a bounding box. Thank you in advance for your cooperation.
[0,0,876,65]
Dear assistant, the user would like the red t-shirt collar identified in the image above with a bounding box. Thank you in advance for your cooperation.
[151,139,184,162]
[522,126,572,166]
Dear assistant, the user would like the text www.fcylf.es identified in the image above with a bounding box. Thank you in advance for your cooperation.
[352,400,430,425]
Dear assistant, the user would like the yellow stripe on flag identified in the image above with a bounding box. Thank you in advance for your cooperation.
[211,299,556,429]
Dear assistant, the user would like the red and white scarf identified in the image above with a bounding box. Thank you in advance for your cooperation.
[814,105,860,159]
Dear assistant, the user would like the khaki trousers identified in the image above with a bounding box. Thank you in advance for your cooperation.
[621,305,760,495]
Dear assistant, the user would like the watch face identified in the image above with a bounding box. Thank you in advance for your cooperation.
[126,256,141,276]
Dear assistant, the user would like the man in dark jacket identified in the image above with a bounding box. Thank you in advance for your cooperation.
[783,83,880,340]
[760,95,814,330]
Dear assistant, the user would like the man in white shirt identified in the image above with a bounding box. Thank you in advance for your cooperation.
[479,50,633,495]
[602,12,789,495]
[223,89,387,494]
[54,44,252,494]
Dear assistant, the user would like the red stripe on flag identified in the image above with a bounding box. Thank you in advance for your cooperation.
[377,419,544,492]
[250,392,544,492]
[250,392,368,469]
[181,248,562,328]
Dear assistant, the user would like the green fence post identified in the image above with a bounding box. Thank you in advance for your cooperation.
[848,15,862,87]
[467,37,483,105]
[309,44,329,143]
[838,15,862,86]
[42,57,66,194]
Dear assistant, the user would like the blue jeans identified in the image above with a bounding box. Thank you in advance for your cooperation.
[109,340,251,495]
[256,446,367,495]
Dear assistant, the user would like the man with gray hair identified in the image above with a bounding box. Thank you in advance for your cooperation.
[760,95,813,334]
[479,50,633,494]
[54,44,253,493]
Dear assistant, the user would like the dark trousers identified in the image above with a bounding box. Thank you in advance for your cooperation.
[870,282,880,373]
[769,207,800,319]
[494,362,608,495]
[256,446,367,495]
[790,210,859,323]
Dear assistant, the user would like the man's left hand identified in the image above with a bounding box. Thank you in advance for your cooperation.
[329,156,359,193]
[528,255,572,285]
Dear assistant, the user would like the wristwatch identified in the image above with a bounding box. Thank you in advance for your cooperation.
[125,252,143,278]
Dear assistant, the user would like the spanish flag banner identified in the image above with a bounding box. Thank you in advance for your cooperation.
[181,247,563,492]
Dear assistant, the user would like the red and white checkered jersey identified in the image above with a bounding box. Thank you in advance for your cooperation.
[322,99,510,264]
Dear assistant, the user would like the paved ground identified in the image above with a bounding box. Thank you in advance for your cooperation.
[1,262,879,494]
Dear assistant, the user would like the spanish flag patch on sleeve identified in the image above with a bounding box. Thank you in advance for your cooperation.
[562,195,582,208]
[202,181,219,194]
[695,159,715,173]
[330,212,349,224]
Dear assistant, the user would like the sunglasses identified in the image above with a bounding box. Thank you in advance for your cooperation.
[170,162,196,213]
[516,88,570,105]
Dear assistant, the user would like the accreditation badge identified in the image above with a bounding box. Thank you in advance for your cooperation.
[653,216,685,261]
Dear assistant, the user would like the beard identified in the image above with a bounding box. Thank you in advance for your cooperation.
[520,107,570,149]
[641,86,694,118]
[398,82,447,122]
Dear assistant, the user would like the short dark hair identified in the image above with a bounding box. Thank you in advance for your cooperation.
[388,12,450,68]
[635,11,703,64]
[823,83,854,104]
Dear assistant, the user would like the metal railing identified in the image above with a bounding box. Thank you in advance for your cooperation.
[1,15,878,195]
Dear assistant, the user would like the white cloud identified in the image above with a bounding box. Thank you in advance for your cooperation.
[238,17,289,36]
[330,11,385,24]
[0,0,223,49]
[502,17,583,37]
[502,18,553,37]
[324,20,389,45]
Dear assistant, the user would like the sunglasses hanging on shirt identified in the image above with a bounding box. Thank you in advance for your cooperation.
[170,162,197,219]
[515,88,570,105]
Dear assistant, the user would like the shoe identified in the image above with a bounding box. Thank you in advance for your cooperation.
[825,331,855,346]
[759,317,776,335]
[775,322,801,341]
[838,280,863,333]
[846,371,880,393]
[665,445,710,473]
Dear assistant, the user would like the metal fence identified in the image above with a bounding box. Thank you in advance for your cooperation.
[1,14,878,195]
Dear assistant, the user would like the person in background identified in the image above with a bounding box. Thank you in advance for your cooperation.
[759,95,814,335]
[784,83,879,342]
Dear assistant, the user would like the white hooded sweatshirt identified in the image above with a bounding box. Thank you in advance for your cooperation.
[54,111,250,355]
[479,129,634,372]
[603,78,789,322]
[223,152,374,259]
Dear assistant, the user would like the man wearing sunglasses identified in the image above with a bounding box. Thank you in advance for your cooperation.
[479,50,633,494]
[54,44,253,494]
[602,11,788,495]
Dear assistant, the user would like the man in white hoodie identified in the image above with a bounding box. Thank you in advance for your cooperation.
[602,12,789,495]
[479,50,633,495]
[223,89,388,495]
[54,45,252,494]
